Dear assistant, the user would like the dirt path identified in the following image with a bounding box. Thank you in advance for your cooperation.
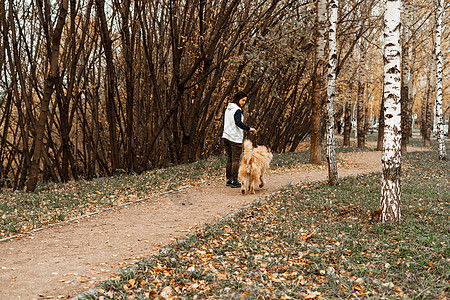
[0,145,427,299]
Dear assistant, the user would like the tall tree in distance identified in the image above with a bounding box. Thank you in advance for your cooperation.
[400,0,411,156]
[310,0,327,164]
[326,0,338,185]
[356,43,366,148]
[422,56,435,147]
[343,55,355,146]
[381,0,402,222]
[377,78,385,151]
[95,0,120,172]
[434,0,446,160]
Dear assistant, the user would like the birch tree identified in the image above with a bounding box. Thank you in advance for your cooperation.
[381,0,402,222]
[434,0,446,160]
[326,0,338,185]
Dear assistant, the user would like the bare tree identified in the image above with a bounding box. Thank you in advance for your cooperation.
[27,0,69,192]
[95,0,121,172]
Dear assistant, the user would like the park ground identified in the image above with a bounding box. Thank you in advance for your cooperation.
[0,137,448,299]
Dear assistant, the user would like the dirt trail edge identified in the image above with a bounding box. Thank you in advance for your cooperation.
[0,147,426,299]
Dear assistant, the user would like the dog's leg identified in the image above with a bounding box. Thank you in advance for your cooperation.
[260,168,267,188]
[250,179,255,194]
[241,177,247,194]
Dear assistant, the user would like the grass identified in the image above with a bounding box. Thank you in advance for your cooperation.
[69,140,448,299]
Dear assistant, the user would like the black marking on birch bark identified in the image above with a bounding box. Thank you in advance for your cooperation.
[383,165,401,182]
[387,66,399,74]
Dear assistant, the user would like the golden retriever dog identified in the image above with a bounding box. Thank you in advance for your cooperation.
[238,139,273,194]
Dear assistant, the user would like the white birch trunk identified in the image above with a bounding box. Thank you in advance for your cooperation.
[326,0,338,185]
[435,0,446,160]
[317,0,327,60]
[381,0,402,222]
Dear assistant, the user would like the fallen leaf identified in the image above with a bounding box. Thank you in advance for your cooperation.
[129,278,136,288]
[160,286,173,298]
[216,274,227,280]
[304,289,321,299]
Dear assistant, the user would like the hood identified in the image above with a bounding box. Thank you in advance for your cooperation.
[226,102,240,110]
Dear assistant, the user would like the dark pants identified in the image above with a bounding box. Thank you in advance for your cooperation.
[223,138,242,181]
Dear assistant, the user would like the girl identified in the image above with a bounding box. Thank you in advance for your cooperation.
[222,91,257,188]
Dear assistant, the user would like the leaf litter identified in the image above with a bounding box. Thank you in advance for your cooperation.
[1,139,447,299]
[89,147,449,299]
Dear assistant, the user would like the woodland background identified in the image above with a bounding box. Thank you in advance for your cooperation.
[0,0,448,191]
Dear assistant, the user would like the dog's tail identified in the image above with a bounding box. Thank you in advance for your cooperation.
[243,139,253,152]
[242,139,253,165]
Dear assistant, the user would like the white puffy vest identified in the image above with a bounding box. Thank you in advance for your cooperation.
[222,103,244,143]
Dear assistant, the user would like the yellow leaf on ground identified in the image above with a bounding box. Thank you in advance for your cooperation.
[304,289,321,299]
[128,278,136,288]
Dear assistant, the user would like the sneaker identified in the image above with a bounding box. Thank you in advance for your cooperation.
[226,179,233,186]
[231,181,241,188]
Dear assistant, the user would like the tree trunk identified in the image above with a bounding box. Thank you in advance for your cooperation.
[423,57,435,147]
[343,99,352,146]
[95,0,120,172]
[400,0,411,156]
[310,64,324,164]
[381,0,402,222]
[407,4,417,139]
[434,0,446,160]
[343,58,354,147]
[26,0,69,192]
[356,45,366,147]
[118,0,136,171]
[310,0,327,164]
[377,81,385,151]
[326,0,338,186]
